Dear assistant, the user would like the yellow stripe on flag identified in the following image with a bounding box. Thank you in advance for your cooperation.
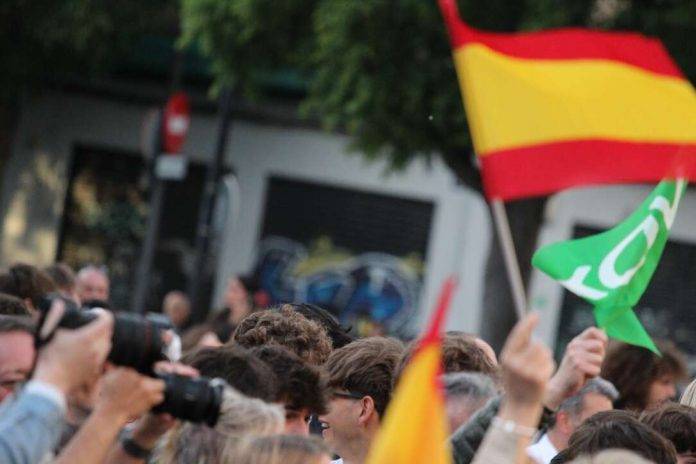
[455,44,696,156]
[365,342,452,464]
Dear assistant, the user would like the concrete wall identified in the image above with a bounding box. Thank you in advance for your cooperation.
[0,92,492,334]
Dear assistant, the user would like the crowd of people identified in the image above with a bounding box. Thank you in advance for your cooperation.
[0,261,695,464]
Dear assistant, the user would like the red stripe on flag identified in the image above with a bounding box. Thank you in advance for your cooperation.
[480,140,696,200]
[422,276,458,345]
[438,0,683,79]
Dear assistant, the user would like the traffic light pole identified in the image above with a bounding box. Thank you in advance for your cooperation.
[132,163,166,313]
[131,54,185,314]
[187,87,234,320]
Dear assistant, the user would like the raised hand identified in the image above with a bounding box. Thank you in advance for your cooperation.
[543,327,608,411]
[499,312,555,419]
[94,368,165,425]
[33,302,113,395]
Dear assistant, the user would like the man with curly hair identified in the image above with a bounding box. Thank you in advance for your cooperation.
[230,306,333,365]
[251,345,328,436]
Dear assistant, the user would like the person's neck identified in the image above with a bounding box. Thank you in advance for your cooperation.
[339,427,378,464]
[546,428,567,452]
[338,440,369,464]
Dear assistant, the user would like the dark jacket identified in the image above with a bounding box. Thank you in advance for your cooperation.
[450,396,502,464]
[450,395,555,464]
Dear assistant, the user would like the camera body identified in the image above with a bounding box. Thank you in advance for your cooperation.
[37,295,225,426]
[154,374,226,427]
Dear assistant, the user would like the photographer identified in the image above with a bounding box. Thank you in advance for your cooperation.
[103,362,199,464]
[54,367,166,464]
[0,301,112,464]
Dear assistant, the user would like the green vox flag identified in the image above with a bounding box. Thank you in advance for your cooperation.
[532,179,686,354]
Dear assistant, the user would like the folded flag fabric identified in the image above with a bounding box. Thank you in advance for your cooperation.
[438,0,696,200]
[365,277,456,464]
[532,179,686,353]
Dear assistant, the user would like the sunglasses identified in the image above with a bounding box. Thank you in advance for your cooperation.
[331,390,366,401]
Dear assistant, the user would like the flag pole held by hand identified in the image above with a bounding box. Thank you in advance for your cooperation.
[491,199,528,320]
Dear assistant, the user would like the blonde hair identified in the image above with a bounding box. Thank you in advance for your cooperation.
[680,378,696,408]
[229,435,331,464]
[569,449,652,464]
[155,386,283,464]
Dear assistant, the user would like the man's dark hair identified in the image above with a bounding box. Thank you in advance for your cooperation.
[550,410,677,464]
[43,263,76,294]
[0,293,31,316]
[397,331,498,381]
[0,263,57,309]
[181,323,220,353]
[251,345,328,415]
[324,337,404,417]
[231,307,333,365]
[640,403,696,455]
[601,340,687,410]
[282,303,354,349]
[0,315,35,335]
[182,346,278,402]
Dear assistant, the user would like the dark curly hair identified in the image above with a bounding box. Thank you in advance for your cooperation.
[280,303,353,349]
[230,306,332,365]
[251,345,328,415]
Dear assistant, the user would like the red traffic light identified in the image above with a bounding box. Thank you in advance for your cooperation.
[162,92,190,154]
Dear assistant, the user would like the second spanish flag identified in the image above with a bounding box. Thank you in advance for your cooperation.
[439,0,696,200]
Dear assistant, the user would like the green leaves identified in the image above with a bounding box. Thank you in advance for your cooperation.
[179,0,696,179]
[180,0,318,95]
[0,0,176,104]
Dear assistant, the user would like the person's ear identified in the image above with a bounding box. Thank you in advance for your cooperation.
[556,411,574,435]
[358,396,377,425]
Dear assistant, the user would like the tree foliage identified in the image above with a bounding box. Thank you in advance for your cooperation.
[181,0,696,190]
[179,0,318,96]
[0,0,177,104]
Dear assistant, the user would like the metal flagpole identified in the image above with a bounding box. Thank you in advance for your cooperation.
[490,199,527,320]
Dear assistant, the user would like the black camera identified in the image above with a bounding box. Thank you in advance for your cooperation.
[37,295,225,427]
[37,296,166,375]
[154,373,226,427]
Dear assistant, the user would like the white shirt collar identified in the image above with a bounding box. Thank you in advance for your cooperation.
[527,433,559,464]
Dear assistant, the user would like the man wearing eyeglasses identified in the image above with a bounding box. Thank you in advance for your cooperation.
[320,337,405,464]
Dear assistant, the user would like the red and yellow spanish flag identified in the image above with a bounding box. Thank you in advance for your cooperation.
[365,277,456,464]
[439,0,696,200]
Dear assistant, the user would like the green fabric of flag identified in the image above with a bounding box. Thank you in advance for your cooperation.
[532,180,686,354]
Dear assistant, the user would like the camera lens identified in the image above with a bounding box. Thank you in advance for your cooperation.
[154,373,225,427]
[37,296,166,374]
[110,312,166,374]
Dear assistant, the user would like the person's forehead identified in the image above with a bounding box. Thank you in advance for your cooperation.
[581,392,613,408]
[81,271,108,285]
